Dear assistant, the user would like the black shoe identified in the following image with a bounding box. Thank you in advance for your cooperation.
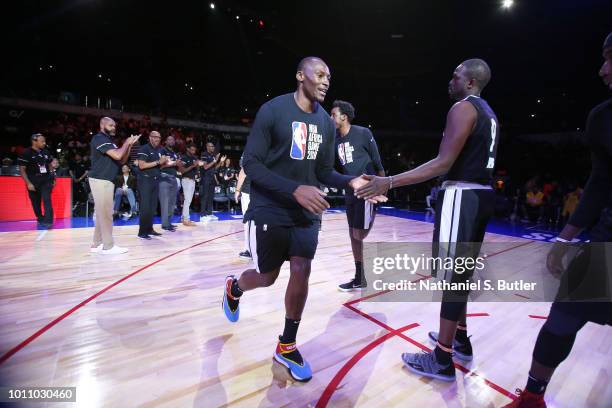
[149,230,162,236]
[161,226,176,232]
[138,234,152,240]
[239,250,252,260]
[428,331,473,361]
[338,279,367,292]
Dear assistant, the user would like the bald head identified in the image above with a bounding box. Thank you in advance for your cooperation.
[296,56,326,73]
[295,56,330,105]
[460,59,491,92]
[100,116,116,136]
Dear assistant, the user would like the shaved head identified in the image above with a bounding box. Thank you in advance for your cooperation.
[100,116,116,136]
[460,59,491,92]
[296,56,326,73]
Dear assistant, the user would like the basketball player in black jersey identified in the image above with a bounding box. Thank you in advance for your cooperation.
[502,32,612,408]
[331,100,386,291]
[356,59,498,382]
[221,57,386,383]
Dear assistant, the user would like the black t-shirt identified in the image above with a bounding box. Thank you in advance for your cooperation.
[336,125,385,201]
[242,93,352,226]
[89,132,121,182]
[69,160,88,180]
[445,95,499,184]
[569,98,612,232]
[200,152,216,178]
[217,166,236,186]
[138,143,163,178]
[160,147,179,177]
[181,153,198,179]
[18,147,53,181]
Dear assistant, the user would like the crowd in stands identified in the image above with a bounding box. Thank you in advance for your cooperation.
[0,110,591,229]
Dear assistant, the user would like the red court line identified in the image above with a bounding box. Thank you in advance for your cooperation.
[529,315,548,320]
[0,230,242,366]
[342,304,517,401]
[316,323,419,408]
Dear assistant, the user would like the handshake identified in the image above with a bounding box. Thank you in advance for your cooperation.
[293,175,389,215]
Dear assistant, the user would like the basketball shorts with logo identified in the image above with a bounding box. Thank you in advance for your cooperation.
[432,186,495,304]
[346,198,377,230]
[247,221,320,273]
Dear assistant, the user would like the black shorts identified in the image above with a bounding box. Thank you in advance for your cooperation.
[346,198,377,230]
[432,187,495,284]
[247,221,320,273]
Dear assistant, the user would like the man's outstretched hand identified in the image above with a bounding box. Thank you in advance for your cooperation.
[293,185,330,214]
[350,175,389,203]
[354,175,392,200]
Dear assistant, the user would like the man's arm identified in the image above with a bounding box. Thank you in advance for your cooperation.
[366,129,386,177]
[98,135,138,164]
[236,168,246,192]
[355,101,477,199]
[242,105,301,196]
[18,166,35,191]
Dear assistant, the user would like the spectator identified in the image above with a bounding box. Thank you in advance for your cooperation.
[113,165,137,218]
[561,185,583,224]
[17,134,54,228]
[525,185,545,222]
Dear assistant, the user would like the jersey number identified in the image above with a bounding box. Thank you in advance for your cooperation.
[486,119,497,169]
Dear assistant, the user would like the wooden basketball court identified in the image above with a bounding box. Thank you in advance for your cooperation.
[1,214,610,407]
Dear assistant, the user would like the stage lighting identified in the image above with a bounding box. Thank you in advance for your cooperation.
[209,3,215,9]
[502,0,514,9]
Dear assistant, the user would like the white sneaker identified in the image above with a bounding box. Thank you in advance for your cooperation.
[101,245,129,255]
[90,244,103,253]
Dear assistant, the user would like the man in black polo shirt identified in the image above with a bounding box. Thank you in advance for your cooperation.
[89,117,139,255]
[18,133,54,228]
[199,141,223,220]
[137,131,168,239]
[331,100,386,292]
[69,153,89,205]
[159,135,179,231]
[178,143,199,226]
[220,57,386,382]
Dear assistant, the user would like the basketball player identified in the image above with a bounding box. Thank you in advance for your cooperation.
[221,57,385,382]
[331,100,385,291]
[502,32,612,408]
[356,59,498,381]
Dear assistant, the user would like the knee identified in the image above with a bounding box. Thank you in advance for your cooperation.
[290,259,312,280]
[351,229,368,241]
[261,271,280,287]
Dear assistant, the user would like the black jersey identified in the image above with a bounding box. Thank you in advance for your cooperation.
[444,95,499,184]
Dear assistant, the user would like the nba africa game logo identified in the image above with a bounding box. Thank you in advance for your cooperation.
[290,121,322,160]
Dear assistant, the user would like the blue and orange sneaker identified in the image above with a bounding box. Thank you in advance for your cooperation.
[273,336,312,382]
[222,276,240,323]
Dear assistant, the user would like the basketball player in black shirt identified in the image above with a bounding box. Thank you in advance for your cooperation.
[331,100,385,291]
[221,57,385,382]
[503,32,612,408]
[356,59,498,382]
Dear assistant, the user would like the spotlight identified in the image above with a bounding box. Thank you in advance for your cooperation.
[501,0,514,9]
[209,3,215,9]
[258,20,264,27]
[235,15,239,20]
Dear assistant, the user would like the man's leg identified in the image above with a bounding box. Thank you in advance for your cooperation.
[168,177,178,223]
[339,200,375,291]
[89,178,114,249]
[206,179,215,214]
[40,179,54,224]
[240,193,251,255]
[28,186,43,223]
[113,189,123,213]
[138,178,152,236]
[181,179,195,221]
[89,178,103,247]
[159,179,170,228]
[126,188,136,213]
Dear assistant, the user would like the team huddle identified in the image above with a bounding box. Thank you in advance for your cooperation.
[220,31,612,408]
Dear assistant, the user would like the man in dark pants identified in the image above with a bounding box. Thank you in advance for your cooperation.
[503,32,612,408]
[199,142,223,220]
[356,59,499,382]
[137,131,168,239]
[220,56,385,382]
[331,100,386,291]
[18,133,54,228]
[159,135,179,231]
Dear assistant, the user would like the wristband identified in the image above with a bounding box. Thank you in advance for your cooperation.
[389,176,394,190]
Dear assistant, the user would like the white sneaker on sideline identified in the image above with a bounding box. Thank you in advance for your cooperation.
[90,244,103,253]
[101,245,129,255]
